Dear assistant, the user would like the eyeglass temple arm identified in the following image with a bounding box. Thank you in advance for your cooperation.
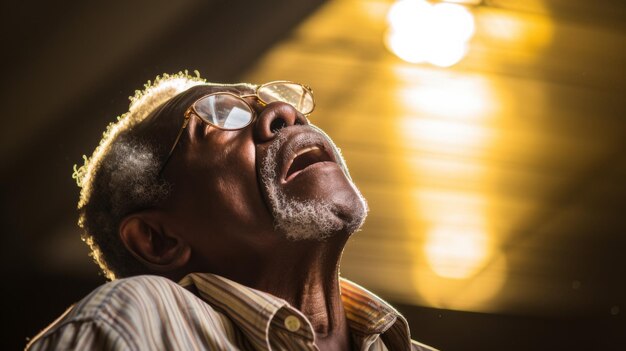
[159,114,191,175]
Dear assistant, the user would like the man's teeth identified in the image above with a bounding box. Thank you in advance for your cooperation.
[290,146,320,163]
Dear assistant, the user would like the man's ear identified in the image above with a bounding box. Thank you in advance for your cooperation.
[119,211,191,273]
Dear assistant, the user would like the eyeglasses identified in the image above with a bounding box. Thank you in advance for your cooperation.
[160,81,315,172]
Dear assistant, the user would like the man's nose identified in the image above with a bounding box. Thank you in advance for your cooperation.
[253,102,308,142]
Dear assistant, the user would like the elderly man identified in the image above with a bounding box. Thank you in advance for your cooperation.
[26,72,436,351]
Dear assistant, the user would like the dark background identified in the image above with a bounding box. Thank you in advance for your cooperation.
[2,1,626,350]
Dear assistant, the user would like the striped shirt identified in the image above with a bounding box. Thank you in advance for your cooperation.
[26,273,437,350]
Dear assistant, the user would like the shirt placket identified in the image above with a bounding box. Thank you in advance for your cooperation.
[268,307,317,351]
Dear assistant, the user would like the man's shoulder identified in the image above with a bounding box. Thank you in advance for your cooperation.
[96,274,183,297]
[70,275,186,316]
[27,275,228,350]
[33,275,194,331]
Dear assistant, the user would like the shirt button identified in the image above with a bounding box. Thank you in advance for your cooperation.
[284,315,301,332]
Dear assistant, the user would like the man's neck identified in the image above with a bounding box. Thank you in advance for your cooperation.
[246,236,353,351]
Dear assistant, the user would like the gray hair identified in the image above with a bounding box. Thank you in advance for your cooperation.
[73,71,206,280]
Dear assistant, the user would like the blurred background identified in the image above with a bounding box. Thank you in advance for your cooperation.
[2,0,626,349]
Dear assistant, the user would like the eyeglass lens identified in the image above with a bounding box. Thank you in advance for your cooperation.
[194,94,254,129]
[257,82,314,114]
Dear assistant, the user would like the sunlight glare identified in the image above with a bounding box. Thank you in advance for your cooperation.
[385,0,475,67]
[425,224,490,279]
[398,74,496,120]
[401,117,493,149]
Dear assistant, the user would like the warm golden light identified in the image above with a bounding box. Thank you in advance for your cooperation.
[401,117,493,150]
[385,0,475,67]
[409,188,507,311]
[394,60,508,309]
[476,7,553,52]
[238,0,568,316]
[415,189,487,224]
[398,73,496,120]
[413,189,492,279]
[432,3,476,42]
[413,249,507,312]
[409,156,485,184]
[424,224,490,278]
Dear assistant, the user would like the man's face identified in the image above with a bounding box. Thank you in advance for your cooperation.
[163,84,367,258]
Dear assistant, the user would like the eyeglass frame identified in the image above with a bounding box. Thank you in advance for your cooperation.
[159,80,315,173]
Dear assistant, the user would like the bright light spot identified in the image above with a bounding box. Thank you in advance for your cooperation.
[386,29,431,64]
[408,187,507,310]
[413,189,493,279]
[445,0,482,5]
[415,189,487,222]
[432,3,475,42]
[402,117,493,149]
[410,156,485,183]
[387,0,431,27]
[428,41,468,67]
[385,0,475,67]
[425,224,490,279]
[413,249,507,312]
[398,74,496,120]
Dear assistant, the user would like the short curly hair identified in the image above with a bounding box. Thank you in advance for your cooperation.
[72,71,207,280]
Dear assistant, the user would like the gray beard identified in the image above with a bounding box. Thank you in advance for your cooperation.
[260,130,367,241]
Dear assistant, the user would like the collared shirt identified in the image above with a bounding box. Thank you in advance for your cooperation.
[26,273,437,351]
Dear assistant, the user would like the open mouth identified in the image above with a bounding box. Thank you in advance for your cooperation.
[285,146,334,181]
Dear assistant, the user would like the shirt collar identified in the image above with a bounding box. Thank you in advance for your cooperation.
[179,273,412,351]
[179,273,314,351]
[339,277,412,350]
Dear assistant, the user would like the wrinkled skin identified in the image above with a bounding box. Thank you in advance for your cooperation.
[122,84,367,350]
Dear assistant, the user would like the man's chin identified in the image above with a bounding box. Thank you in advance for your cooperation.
[270,180,368,241]
[270,195,351,241]
[259,126,368,241]
[342,196,368,236]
